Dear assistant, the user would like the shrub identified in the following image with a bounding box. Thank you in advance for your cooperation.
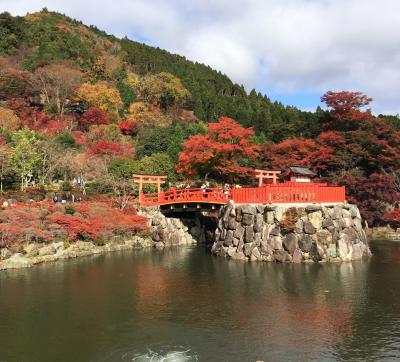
[55,132,76,147]
[61,181,72,191]
[64,204,75,215]
[280,208,300,234]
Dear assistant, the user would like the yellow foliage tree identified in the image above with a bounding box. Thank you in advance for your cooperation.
[76,81,123,116]
[125,72,190,113]
[127,101,170,127]
[125,72,141,94]
[0,107,21,132]
[141,72,190,110]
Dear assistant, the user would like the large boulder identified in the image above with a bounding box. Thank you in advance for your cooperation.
[3,254,33,268]
[24,244,39,257]
[299,235,313,252]
[292,248,303,263]
[274,250,290,262]
[283,233,298,254]
[250,247,262,261]
[239,204,257,215]
[0,248,12,260]
[316,229,333,245]
[269,236,283,250]
[308,211,323,230]
[38,245,56,256]
[310,243,325,262]
[304,221,316,234]
[241,214,254,226]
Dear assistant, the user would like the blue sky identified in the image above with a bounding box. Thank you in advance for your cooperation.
[2,0,400,114]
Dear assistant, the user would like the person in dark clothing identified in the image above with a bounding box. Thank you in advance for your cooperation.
[61,193,67,205]
[53,192,58,204]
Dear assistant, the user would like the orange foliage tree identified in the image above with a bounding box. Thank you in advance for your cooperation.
[176,116,260,183]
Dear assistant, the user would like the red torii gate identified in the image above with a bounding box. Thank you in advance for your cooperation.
[133,174,167,197]
[255,169,281,186]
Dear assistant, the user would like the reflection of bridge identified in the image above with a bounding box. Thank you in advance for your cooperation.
[140,183,346,214]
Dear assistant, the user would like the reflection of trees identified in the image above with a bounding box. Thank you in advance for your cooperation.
[133,248,368,360]
[334,241,400,360]
[5,245,400,361]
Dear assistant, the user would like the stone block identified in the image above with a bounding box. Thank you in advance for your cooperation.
[270,225,280,236]
[234,224,245,240]
[224,230,234,246]
[306,205,322,212]
[251,247,262,261]
[275,206,286,222]
[245,226,254,243]
[256,205,265,214]
[295,219,303,233]
[304,221,316,234]
[274,250,290,262]
[298,235,312,252]
[283,233,298,254]
[227,218,238,230]
[332,205,342,220]
[269,236,283,250]
[38,245,56,256]
[254,214,264,232]
[244,242,254,257]
[310,242,324,262]
[316,229,333,245]
[264,211,275,224]
[308,211,323,229]
[292,248,303,263]
[241,213,254,226]
[239,204,257,215]
[322,218,334,228]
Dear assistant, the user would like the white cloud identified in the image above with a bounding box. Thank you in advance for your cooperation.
[1,0,400,113]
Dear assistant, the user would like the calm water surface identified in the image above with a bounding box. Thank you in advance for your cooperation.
[1,241,400,362]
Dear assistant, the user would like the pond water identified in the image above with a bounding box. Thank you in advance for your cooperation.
[1,241,400,361]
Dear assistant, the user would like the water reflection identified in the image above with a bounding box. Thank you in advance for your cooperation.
[0,243,399,361]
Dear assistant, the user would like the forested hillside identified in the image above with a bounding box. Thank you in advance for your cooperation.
[0,9,320,140]
[0,8,400,230]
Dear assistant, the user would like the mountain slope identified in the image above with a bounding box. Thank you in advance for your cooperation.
[0,9,320,141]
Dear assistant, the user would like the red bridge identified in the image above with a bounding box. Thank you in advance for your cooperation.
[140,183,346,214]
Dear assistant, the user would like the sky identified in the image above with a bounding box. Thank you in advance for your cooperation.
[1,0,400,114]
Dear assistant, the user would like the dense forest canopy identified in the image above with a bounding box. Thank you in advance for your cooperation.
[0,9,399,227]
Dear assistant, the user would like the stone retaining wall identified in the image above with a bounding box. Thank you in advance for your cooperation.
[150,211,197,248]
[211,201,371,262]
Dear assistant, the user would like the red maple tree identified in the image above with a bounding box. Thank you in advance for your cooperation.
[176,116,260,183]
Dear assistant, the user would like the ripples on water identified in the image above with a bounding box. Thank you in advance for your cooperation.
[102,344,198,362]
[1,242,400,361]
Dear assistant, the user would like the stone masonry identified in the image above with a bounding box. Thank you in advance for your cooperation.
[211,201,371,263]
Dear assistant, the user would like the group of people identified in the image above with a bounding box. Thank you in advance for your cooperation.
[52,192,81,204]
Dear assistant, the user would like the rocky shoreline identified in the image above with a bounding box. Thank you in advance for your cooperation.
[0,202,376,271]
[0,237,153,271]
[0,209,201,272]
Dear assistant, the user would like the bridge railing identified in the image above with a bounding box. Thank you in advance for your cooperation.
[140,183,346,207]
[230,184,345,204]
[140,187,229,206]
